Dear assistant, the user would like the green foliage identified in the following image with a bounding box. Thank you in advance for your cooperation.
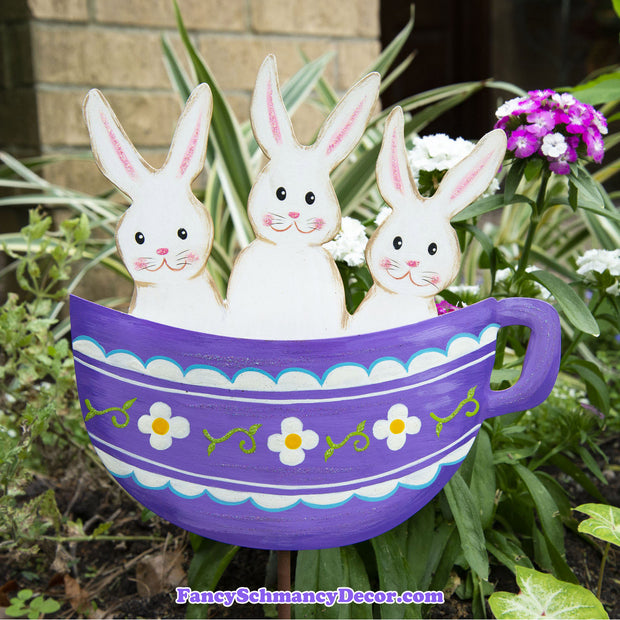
[5,589,61,619]
[185,535,240,619]
[488,566,608,619]
[575,504,620,547]
[0,211,89,555]
[0,4,618,619]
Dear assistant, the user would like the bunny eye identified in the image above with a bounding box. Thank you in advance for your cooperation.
[177,228,188,240]
[305,191,315,205]
[135,232,145,245]
[392,236,403,250]
[428,242,438,255]
[276,187,287,201]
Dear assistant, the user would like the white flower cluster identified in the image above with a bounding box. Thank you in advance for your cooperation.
[448,284,481,297]
[576,248,620,295]
[407,134,501,197]
[576,249,620,277]
[324,216,369,267]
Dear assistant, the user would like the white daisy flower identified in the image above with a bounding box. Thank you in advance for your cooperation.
[373,404,421,451]
[138,401,190,450]
[268,417,319,466]
[324,216,369,267]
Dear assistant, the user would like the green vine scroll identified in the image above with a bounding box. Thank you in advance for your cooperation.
[84,397,136,428]
[203,424,262,456]
[430,386,480,438]
[324,420,370,461]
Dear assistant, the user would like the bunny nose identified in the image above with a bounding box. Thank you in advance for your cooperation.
[407,260,419,267]
[156,248,169,256]
[288,212,300,219]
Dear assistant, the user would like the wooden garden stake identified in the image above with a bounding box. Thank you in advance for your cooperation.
[277,550,291,619]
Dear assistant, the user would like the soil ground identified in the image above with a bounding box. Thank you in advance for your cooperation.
[1,436,618,620]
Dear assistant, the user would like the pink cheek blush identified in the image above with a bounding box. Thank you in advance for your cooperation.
[313,218,325,230]
[134,258,148,270]
[186,251,200,264]
[263,214,273,227]
[380,257,391,270]
[431,275,441,285]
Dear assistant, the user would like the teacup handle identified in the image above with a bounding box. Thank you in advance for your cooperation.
[483,298,561,418]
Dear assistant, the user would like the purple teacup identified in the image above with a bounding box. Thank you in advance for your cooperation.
[70,295,560,550]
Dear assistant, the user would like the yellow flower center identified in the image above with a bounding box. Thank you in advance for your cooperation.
[389,419,405,435]
[152,417,170,435]
[285,433,302,450]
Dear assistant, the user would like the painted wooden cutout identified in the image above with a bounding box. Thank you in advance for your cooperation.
[83,85,225,333]
[73,61,561,551]
[225,55,381,339]
[349,107,507,334]
[71,293,561,550]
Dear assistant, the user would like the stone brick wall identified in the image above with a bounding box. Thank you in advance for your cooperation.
[1,0,381,193]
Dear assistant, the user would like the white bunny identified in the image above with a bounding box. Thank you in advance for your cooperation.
[225,54,380,340]
[349,106,506,335]
[83,85,225,332]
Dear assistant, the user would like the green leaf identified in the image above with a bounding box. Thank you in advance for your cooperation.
[575,503,620,546]
[570,73,620,105]
[488,566,608,619]
[513,464,565,556]
[443,472,489,580]
[564,359,610,415]
[548,454,607,503]
[568,177,578,210]
[526,271,599,336]
[485,530,533,574]
[524,158,543,182]
[186,538,239,619]
[504,160,526,203]
[340,546,372,619]
[294,548,349,619]
[172,0,253,248]
[371,525,418,619]
[469,429,496,529]
[363,6,414,78]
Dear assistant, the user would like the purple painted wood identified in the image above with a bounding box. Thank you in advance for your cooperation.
[70,295,560,549]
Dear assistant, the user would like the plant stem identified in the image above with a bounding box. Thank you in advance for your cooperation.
[597,541,610,599]
[517,169,550,276]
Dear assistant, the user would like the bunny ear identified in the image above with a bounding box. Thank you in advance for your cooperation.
[376,107,422,210]
[433,128,507,219]
[315,71,380,170]
[251,54,297,156]
[83,89,150,198]
[163,83,213,182]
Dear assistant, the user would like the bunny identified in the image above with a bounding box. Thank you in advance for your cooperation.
[83,84,225,333]
[225,54,380,340]
[349,106,506,335]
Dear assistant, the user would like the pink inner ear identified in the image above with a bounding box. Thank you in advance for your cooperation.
[450,150,494,200]
[326,99,364,156]
[178,117,202,178]
[266,80,282,145]
[101,112,137,180]
[391,130,403,193]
